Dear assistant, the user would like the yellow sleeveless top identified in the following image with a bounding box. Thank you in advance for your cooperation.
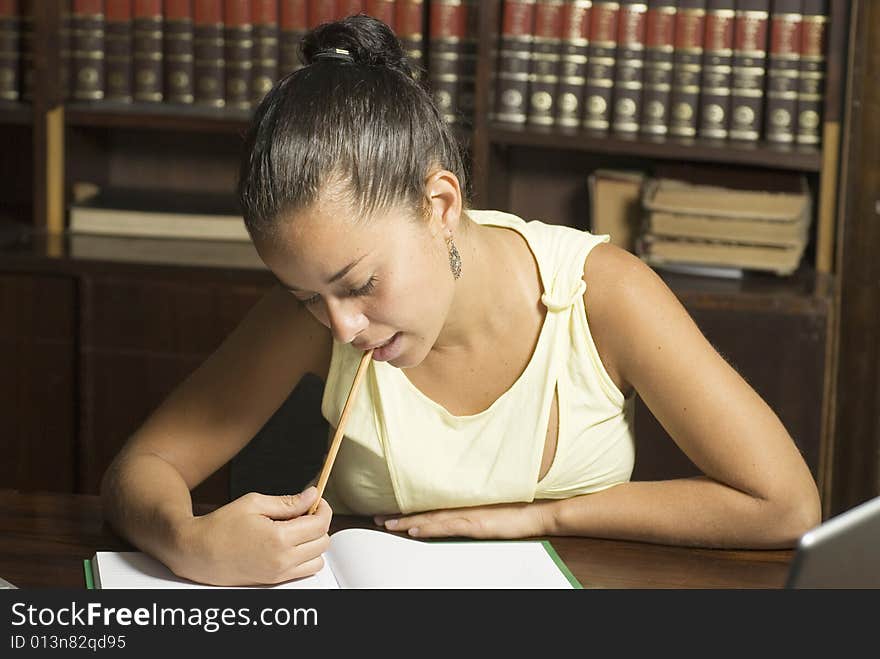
[319,210,635,515]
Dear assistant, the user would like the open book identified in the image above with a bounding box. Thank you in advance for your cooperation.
[85,528,580,589]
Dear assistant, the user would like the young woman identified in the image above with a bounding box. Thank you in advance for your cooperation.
[101,16,821,586]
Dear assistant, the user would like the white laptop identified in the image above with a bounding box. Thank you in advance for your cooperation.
[785,494,880,588]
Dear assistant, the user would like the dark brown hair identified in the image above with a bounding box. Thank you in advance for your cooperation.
[237,15,469,241]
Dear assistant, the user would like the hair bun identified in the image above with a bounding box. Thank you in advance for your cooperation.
[300,14,416,78]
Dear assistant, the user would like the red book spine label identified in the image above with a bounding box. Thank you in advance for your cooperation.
[75,0,104,14]
[770,13,801,56]
[396,0,424,40]
[674,9,705,50]
[589,2,619,45]
[429,1,465,39]
[365,0,394,28]
[280,0,306,28]
[134,0,162,17]
[308,0,337,27]
[195,0,224,23]
[645,4,675,49]
[338,0,363,18]
[617,2,646,48]
[253,0,279,24]
[561,0,591,44]
[800,12,826,59]
[535,0,564,40]
[106,0,132,20]
[501,0,536,39]
[733,12,768,54]
[704,11,734,54]
[164,0,191,20]
[225,0,252,26]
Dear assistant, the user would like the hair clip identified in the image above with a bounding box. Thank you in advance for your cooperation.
[313,48,355,63]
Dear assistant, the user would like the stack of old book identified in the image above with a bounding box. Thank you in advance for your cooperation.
[636,175,811,277]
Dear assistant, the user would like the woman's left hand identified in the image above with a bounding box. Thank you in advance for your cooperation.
[373,500,557,539]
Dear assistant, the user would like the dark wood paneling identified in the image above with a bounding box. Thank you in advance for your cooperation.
[78,274,272,503]
[831,0,880,514]
[633,306,830,489]
[0,274,76,491]
[0,126,34,216]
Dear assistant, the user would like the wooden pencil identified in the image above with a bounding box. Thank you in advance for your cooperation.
[308,348,374,514]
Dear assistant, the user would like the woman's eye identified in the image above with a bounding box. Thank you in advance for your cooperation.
[300,294,321,307]
[348,277,377,297]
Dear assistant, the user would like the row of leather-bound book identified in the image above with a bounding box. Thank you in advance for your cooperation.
[0,0,481,128]
[492,0,830,147]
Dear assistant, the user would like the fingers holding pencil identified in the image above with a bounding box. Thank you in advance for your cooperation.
[308,348,374,515]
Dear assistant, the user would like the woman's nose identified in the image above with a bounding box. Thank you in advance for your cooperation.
[324,298,368,344]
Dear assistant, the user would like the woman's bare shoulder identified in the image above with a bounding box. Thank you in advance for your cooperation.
[580,242,680,395]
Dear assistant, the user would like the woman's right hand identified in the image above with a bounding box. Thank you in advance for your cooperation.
[171,486,332,586]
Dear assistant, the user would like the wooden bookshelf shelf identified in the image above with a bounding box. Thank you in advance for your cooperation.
[65,102,252,134]
[659,265,833,314]
[488,126,824,173]
[0,101,33,126]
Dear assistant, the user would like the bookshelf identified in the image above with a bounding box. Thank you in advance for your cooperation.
[0,0,876,516]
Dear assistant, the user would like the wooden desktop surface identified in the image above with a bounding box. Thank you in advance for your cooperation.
[0,489,794,589]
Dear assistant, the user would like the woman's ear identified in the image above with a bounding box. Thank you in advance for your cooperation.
[425,170,462,238]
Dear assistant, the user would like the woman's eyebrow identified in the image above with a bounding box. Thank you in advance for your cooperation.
[277,254,370,292]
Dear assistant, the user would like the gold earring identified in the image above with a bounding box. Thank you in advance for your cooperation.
[447,235,461,280]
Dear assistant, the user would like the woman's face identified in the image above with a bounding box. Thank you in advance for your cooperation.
[256,199,455,369]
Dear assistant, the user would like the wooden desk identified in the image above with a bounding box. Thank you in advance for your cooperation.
[0,490,793,589]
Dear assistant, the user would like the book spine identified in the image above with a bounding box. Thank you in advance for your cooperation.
[764,0,802,143]
[224,0,253,110]
[164,0,194,104]
[73,0,106,101]
[640,0,676,135]
[307,0,336,27]
[337,0,364,18]
[194,0,225,106]
[251,0,278,104]
[697,0,735,138]
[458,0,478,126]
[59,1,74,101]
[0,0,19,101]
[279,0,306,74]
[492,0,537,128]
[554,0,592,132]
[795,0,825,145]
[526,0,565,130]
[729,0,769,141]
[611,0,648,134]
[365,0,395,29]
[396,0,424,77]
[17,0,30,100]
[105,0,132,102]
[133,0,163,102]
[428,0,466,125]
[667,0,705,137]
[582,0,619,132]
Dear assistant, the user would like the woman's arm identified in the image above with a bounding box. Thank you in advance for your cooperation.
[378,244,821,549]
[548,244,821,548]
[101,285,336,584]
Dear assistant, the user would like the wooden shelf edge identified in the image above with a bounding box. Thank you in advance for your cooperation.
[489,126,824,172]
[659,265,834,315]
[0,102,34,126]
